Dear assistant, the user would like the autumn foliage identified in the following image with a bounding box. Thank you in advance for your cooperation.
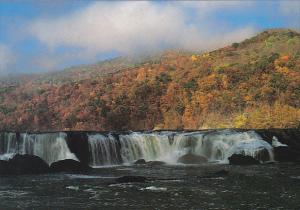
[0,29,299,131]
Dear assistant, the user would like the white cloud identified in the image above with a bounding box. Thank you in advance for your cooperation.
[0,44,15,75]
[28,1,256,57]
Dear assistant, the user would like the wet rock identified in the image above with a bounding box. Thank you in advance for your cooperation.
[134,159,146,165]
[116,176,147,183]
[177,154,208,164]
[274,146,300,162]
[8,154,50,175]
[50,159,92,173]
[66,132,90,165]
[228,154,260,165]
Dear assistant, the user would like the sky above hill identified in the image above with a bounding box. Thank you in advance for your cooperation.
[0,0,299,76]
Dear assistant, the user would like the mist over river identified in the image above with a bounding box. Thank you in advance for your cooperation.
[0,129,300,209]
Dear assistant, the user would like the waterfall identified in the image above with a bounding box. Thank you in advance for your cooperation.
[117,130,273,164]
[119,132,174,163]
[0,132,78,164]
[86,130,274,167]
[0,132,18,160]
[1,129,275,167]
[88,134,121,166]
[172,130,274,163]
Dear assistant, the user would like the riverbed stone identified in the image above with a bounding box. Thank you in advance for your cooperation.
[134,159,146,164]
[177,154,208,164]
[50,159,92,173]
[228,154,260,165]
[9,154,50,175]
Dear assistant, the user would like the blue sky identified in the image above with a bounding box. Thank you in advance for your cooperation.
[0,0,299,76]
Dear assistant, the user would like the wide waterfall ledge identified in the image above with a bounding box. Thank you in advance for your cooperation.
[0,130,278,167]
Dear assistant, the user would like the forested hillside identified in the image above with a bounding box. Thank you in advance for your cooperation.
[0,29,299,131]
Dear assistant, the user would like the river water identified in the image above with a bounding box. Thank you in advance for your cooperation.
[0,129,299,209]
[0,163,300,209]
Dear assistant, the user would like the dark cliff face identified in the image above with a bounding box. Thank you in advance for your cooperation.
[256,129,300,151]
[65,132,90,165]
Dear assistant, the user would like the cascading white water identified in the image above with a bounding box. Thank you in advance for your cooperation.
[0,132,18,160]
[119,130,273,164]
[175,130,274,163]
[1,130,275,167]
[119,132,173,163]
[87,130,274,167]
[88,134,120,166]
[20,132,78,164]
[0,132,78,164]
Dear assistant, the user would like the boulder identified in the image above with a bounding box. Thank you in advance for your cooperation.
[116,176,147,183]
[228,154,260,165]
[273,146,300,162]
[50,159,92,173]
[8,154,50,175]
[134,159,146,165]
[177,154,208,164]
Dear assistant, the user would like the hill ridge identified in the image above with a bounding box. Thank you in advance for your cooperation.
[0,29,299,131]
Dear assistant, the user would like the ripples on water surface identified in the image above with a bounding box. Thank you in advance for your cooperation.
[1,163,300,210]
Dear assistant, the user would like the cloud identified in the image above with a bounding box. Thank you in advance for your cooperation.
[279,1,300,30]
[0,44,15,75]
[28,1,256,57]
[279,1,300,15]
[179,1,254,13]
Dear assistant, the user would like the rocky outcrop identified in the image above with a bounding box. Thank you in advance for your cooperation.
[134,159,146,164]
[0,154,50,175]
[177,154,208,164]
[49,159,92,173]
[9,154,50,174]
[66,132,90,165]
[228,154,260,165]
[273,146,300,162]
[256,129,300,152]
